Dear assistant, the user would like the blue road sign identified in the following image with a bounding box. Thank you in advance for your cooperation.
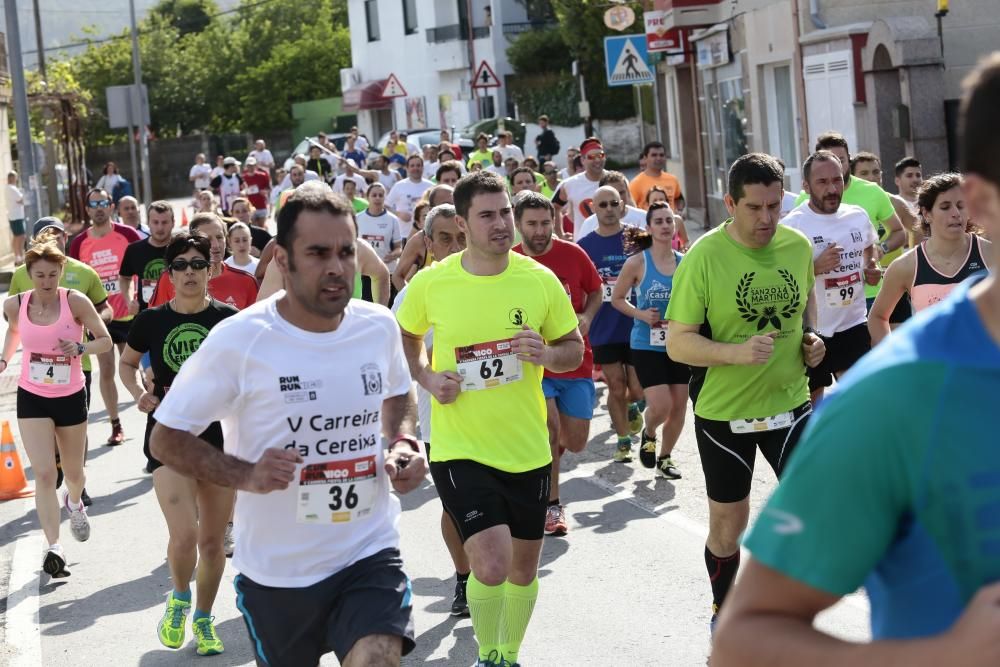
[604,34,654,87]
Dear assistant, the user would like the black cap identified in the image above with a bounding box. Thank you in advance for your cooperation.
[32,217,64,238]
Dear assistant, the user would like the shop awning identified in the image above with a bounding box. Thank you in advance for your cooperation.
[342,80,393,112]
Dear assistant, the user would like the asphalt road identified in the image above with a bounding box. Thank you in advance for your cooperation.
[0,340,870,666]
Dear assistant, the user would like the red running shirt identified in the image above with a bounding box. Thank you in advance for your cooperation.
[513,238,602,379]
[69,222,142,320]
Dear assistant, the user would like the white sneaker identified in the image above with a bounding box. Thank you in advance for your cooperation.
[42,544,70,578]
[223,522,234,557]
[63,491,91,542]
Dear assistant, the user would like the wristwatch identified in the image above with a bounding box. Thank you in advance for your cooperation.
[803,326,821,338]
[75,342,86,357]
[389,434,421,454]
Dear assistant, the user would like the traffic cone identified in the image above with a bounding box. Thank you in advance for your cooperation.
[181,208,189,227]
[0,421,33,500]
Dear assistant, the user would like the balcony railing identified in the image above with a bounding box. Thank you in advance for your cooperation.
[502,20,559,37]
[426,23,491,43]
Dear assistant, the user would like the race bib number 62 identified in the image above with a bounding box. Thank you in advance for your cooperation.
[455,338,523,392]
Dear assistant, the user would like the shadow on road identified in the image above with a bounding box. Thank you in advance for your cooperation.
[402,615,476,666]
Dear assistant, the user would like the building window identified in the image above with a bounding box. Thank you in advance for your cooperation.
[402,0,418,34]
[664,73,681,159]
[365,0,380,42]
[524,0,555,21]
[702,74,748,195]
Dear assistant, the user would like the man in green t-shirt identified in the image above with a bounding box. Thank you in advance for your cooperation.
[9,217,112,504]
[665,154,826,632]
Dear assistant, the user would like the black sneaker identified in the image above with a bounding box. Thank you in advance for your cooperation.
[451,577,470,617]
[81,488,92,507]
[42,547,70,578]
[639,431,657,469]
[656,455,682,480]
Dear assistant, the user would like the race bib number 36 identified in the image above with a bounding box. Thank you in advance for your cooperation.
[297,456,378,524]
[455,338,523,392]
[825,272,861,308]
[29,353,71,385]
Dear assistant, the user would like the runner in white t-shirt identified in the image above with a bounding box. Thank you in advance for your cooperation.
[356,183,402,271]
[552,137,607,240]
[782,151,879,401]
[189,154,213,195]
[150,183,426,666]
[385,155,433,239]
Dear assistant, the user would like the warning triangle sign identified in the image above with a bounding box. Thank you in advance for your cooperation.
[472,61,501,89]
[381,74,407,98]
[609,39,653,84]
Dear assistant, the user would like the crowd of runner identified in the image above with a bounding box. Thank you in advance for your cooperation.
[2,51,1000,667]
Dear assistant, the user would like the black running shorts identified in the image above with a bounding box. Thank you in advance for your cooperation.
[430,459,551,542]
[695,402,812,503]
[17,387,88,427]
[143,414,223,473]
[234,548,415,667]
[807,322,871,391]
[630,348,690,388]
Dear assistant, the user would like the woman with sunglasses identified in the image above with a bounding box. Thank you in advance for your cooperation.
[610,202,688,480]
[119,232,239,656]
[1,240,112,578]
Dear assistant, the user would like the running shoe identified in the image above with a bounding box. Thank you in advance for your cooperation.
[107,421,124,446]
[157,592,191,649]
[81,488,92,507]
[639,431,657,469]
[656,456,682,480]
[500,661,521,667]
[473,650,502,667]
[710,603,720,637]
[42,545,70,578]
[451,577,470,616]
[223,522,235,558]
[613,441,633,463]
[628,403,643,435]
[192,616,225,656]
[544,504,568,536]
[62,490,90,542]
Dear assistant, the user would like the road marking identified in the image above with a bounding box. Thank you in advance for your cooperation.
[5,502,43,667]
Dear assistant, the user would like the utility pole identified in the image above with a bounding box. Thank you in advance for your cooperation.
[129,0,153,204]
[6,0,40,224]
[32,0,58,215]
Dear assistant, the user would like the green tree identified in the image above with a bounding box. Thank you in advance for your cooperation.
[151,0,217,36]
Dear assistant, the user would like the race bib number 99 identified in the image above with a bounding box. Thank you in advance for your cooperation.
[455,338,523,392]
[297,456,378,524]
[825,272,861,308]
[29,353,71,385]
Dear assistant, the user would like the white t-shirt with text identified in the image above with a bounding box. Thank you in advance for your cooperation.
[154,296,411,587]
[356,209,402,271]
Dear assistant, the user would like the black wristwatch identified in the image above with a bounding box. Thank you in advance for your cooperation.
[75,342,86,357]
[803,326,821,338]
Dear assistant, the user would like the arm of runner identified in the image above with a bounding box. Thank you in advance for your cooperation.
[890,195,918,248]
[66,291,112,356]
[358,239,390,306]
[119,344,159,414]
[800,291,825,368]
[611,255,659,325]
[399,328,461,405]
[667,321,778,367]
[391,238,424,291]
[1,297,20,372]
[119,275,138,315]
[381,391,427,494]
[867,253,914,345]
[579,288,602,338]
[512,325,584,373]
[814,243,844,275]
[880,211,906,255]
[256,239,276,283]
[712,558,966,667]
[551,184,569,239]
[675,215,690,250]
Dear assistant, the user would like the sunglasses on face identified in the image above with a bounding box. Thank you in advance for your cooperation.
[169,258,210,272]
[586,151,606,160]
[88,200,111,209]
[597,200,621,208]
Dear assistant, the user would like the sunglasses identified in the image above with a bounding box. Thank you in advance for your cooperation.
[586,151,606,160]
[169,258,210,272]
[88,200,111,209]
[597,200,621,208]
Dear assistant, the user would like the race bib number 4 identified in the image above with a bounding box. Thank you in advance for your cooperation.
[729,411,793,434]
[29,353,71,385]
[297,456,378,524]
[649,321,668,347]
[455,338,523,392]
[825,272,861,308]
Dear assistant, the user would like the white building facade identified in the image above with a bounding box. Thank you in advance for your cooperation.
[344,0,549,141]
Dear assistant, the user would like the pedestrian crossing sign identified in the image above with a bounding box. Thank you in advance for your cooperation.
[604,35,653,87]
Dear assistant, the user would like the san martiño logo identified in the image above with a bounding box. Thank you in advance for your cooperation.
[162,323,210,372]
[736,270,801,331]
[361,363,383,396]
[508,307,526,327]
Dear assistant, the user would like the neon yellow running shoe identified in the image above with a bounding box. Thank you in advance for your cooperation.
[157,593,190,649]
[193,616,225,656]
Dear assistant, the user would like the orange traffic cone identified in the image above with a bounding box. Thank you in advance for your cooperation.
[0,421,33,500]
[181,207,189,227]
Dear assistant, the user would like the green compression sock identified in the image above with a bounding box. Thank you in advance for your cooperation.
[467,572,505,661]
[500,577,539,664]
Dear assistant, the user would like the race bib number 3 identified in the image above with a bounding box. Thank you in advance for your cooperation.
[29,353,71,385]
[455,338,523,392]
[602,278,616,303]
[297,456,378,524]
[825,272,861,308]
[730,411,794,434]
[649,321,668,347]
